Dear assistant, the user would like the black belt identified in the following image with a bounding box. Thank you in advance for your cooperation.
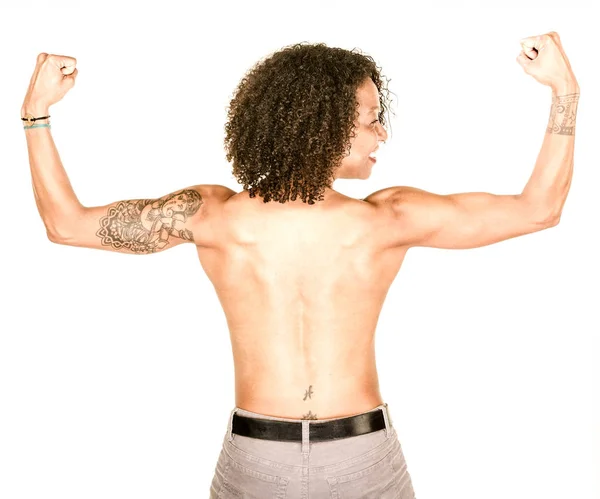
[232,408,387,442]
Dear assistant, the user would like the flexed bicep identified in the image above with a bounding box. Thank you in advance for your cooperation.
[49,186,206,254]
[94,190,203,253]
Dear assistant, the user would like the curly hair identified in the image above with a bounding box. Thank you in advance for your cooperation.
[224,42,394,204]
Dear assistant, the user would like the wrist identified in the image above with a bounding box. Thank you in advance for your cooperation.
[551,79,580,96]
[21,101,50,118]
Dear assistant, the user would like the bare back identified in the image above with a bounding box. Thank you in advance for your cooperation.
[60,178,553,419]
[195,189,408,420]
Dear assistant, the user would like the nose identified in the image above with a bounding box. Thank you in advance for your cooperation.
[376,122,388,143]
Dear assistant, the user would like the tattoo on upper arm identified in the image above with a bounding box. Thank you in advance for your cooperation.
[95,189,203,253]
[547,92,579,136]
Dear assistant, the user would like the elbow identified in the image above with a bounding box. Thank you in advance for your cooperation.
[518,194,561,228]
[537,212,561,229]
[534,213,560,230]
[46,222,73,244]
[45,214,83,245]
[47,229,64,244]
[539,206,562,227]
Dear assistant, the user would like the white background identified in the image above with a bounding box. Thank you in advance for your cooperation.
[1,1,598,498]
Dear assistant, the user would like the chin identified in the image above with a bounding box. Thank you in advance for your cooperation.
[336,163,372,180]
[357,167,373,180]
[362,165,374,179]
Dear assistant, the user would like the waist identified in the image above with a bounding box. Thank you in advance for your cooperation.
[230,402,393,443]
[235,386,383,420]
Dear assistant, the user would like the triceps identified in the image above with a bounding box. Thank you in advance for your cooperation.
[95,189,202,254]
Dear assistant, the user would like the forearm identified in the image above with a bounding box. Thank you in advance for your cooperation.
[22,102,84,239]
[521,81,580,222]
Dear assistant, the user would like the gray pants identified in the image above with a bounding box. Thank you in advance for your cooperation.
[209,403,416,498]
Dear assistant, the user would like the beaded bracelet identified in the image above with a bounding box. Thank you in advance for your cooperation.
[23,123,51,130]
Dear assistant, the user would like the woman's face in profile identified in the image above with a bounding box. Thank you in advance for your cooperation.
[337,78,388,180]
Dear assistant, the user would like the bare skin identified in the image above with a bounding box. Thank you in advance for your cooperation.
[196,187,407,420]
[25,81,578,420]
[23,36,578,421]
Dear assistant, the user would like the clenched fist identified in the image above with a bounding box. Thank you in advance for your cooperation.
[516,32,579,92]
[21,53,78,115]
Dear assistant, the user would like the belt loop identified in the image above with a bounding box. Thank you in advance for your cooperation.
[381,403,393,438]
[301,420,310,454]
[227,407,238,442]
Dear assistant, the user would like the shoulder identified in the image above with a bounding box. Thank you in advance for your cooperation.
[362,186,438,219]
[186,184,238,214]
[362,186,428,206]
[187,184,238,246]
[361,187,404,220]
[191,184,238,202]
[361,186,429,249]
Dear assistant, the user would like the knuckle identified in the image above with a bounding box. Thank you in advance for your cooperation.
[542,34,558,49]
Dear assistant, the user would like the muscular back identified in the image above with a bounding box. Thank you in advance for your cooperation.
[196,188,409,420]
[54,181,555,420]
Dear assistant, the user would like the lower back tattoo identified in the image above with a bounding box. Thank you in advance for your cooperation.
[302,385,317,419]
